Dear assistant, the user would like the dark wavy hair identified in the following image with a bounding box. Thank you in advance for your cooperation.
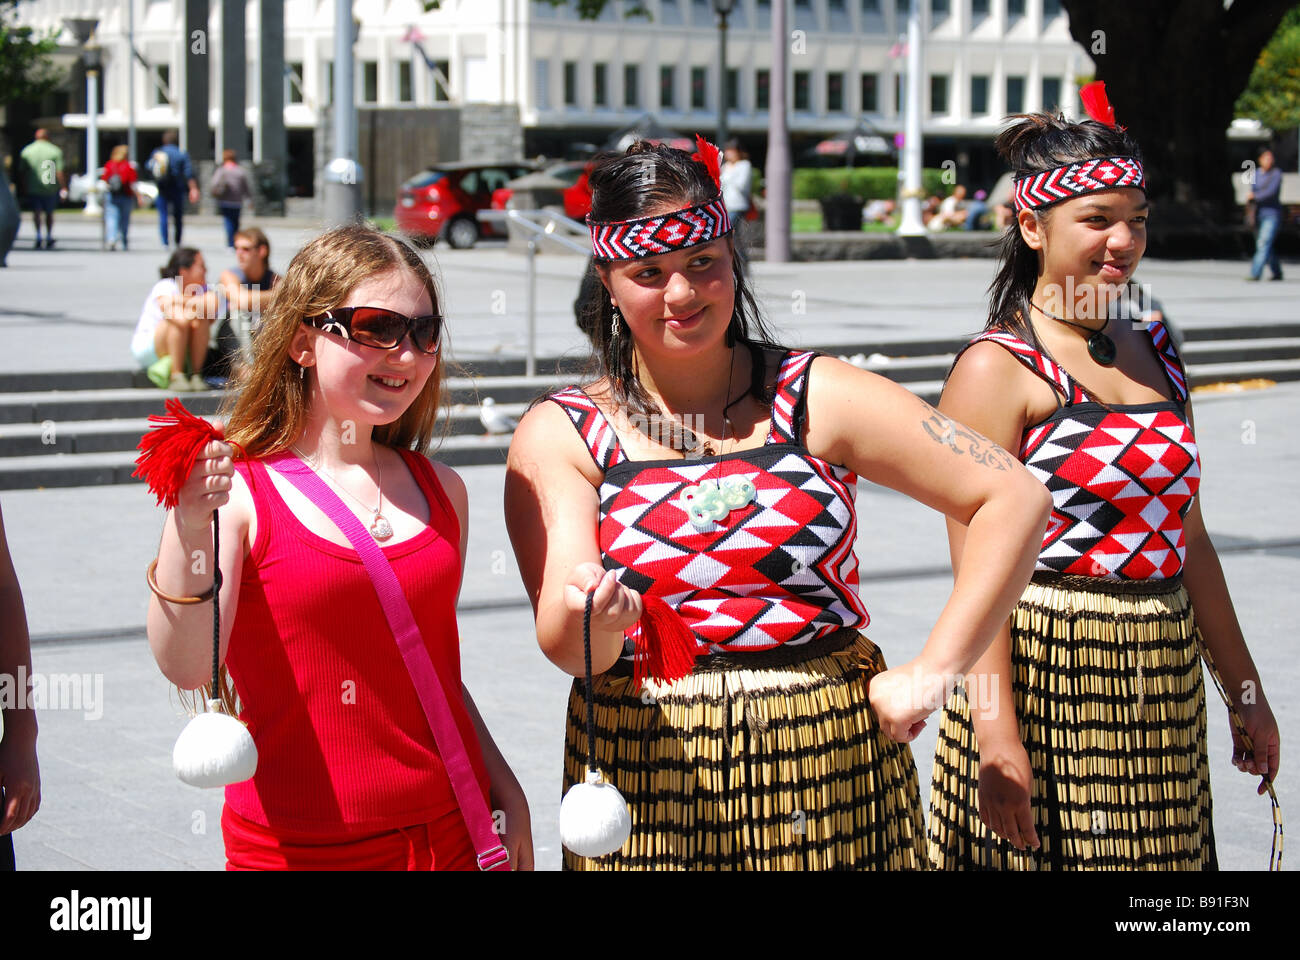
[988,112,1144,345]
[160,246,201,280]
[580,141,783,430]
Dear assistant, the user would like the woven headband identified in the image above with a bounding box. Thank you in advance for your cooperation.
[589,197,732,261]
[1012,156,1145,211]
[587,134,733,261]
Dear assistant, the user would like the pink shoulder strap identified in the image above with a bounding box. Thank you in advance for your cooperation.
[264,452,509,871]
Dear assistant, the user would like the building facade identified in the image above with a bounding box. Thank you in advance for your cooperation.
[15,0,1092,204]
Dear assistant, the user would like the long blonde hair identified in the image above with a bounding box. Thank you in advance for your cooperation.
[222,224,446,457]
[195,225,448,716]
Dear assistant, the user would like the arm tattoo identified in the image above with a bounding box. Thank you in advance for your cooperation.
[919,402,1017,471]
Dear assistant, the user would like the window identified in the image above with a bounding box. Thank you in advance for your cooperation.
[861,0,880,12]
[660,65,675,109]
[152,63,170,106]
[970,73,989,114]
[971,0,989,16]
[324,61,333,106]
[756,68,770,110]
[624,64,639,108]
[794,70,811,111]
[1043,0,1062,19]
[362,61,378,103]
[895,0,908,14]
[691,65,707,109]
[894,73,902,112]
[1006,75,1025,113]
[828,0,846,10]
[287,62,304,104]
[861,72,878,112]
[397,60,412,103]
[1007,0,1025,17]
[594,62,608,106]
[932,0,950,18]
[563,61,577,106]
[432,59,450,102]
[1041,76,1062,112]
[534,59,549,109]
[827,72,844,112]
[726,68,740,110]
[930,74,948,114]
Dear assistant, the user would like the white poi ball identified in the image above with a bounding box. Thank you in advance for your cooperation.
[559,769,632,858]
[172,701,258,788]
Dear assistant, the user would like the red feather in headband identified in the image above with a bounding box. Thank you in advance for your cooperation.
[692,135,723,191]
[134,399,227,509]
[1079,81,1119,129]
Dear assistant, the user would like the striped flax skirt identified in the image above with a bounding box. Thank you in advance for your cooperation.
[562,629,927,870]
[928,573,1216,870]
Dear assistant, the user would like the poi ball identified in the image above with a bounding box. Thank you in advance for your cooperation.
[173,700,258,788]
[559,769,632,858]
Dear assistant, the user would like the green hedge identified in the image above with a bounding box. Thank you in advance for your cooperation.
[791,167,948,201]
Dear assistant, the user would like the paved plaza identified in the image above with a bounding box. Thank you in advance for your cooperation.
[1,213,1296,870]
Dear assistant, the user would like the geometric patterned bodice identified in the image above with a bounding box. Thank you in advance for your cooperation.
[957,320,1200,580]
[548,350,871,654]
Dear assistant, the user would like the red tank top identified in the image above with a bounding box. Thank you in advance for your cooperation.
[224,450,489,834]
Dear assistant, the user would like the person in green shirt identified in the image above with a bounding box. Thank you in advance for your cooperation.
[18,129,66,250]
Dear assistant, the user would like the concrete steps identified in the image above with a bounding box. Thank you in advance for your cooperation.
[2,321,1296,490]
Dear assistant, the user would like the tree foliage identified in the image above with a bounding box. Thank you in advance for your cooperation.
[0,0,63,110]
[1235,5,1300,132]
[1062,0,1293,222]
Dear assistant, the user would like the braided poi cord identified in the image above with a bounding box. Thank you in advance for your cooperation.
[209,509,223,702]
[583,589,598,774]
[1196,633,1282,870]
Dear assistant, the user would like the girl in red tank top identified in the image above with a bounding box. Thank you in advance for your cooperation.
[145,226,532,870]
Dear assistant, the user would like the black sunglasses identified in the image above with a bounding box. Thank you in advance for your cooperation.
[303,306,442,355]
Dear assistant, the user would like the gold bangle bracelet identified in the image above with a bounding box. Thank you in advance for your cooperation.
[146,558,215,605]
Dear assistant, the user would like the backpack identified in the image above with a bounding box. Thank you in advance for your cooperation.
[149,148,178,189]
[210,170,230,200]
[106,173,125,195]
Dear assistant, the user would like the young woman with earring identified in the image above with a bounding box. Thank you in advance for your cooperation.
[505,138,1051,870]
[927,88,1281,870]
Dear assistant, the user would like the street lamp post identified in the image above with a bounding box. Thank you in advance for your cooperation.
[323,0,364,227]
[712,0,735,147]
[895,0,926,236]
[65,18,102,216]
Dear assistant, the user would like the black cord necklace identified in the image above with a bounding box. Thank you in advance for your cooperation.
[1029,299,1117,366]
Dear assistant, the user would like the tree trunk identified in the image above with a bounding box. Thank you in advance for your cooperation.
[1062,0,1292,229]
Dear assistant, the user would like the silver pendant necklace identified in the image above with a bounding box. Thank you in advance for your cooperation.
[292,445,394,541]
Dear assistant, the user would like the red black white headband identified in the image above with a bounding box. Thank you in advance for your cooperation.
[588,135,733,261]
[1011,81,1146,212]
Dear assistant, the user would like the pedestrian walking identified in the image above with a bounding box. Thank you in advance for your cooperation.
[18,129,65,250]
[148,131,199,248]
[210,150,253,249]
[101,144,138,251]
[1247,148,1284,282]
[504,137,1050,870]
[145,225,532,870]
[927,86,1281,870]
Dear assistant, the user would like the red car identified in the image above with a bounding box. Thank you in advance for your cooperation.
[489,161,593,222]
[395,161,537,248]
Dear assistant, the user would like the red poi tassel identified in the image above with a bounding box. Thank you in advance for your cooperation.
[133,398,226,509]
[1079,80,1118,129]
[691,134,723,191]
[633,595,700,687]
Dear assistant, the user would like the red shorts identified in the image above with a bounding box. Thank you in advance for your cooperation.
[222,804,477,871]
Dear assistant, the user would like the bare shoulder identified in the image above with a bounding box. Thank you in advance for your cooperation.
[942,339,1047,437]
[225,459,258,549]
[429,458,467,501]
[507,392,603,487]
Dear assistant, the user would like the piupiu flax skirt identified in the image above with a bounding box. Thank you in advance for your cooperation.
[928,573,1216,870]
[562,629,927,870]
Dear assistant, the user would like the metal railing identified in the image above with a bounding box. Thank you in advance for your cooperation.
[478,208,589,376]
